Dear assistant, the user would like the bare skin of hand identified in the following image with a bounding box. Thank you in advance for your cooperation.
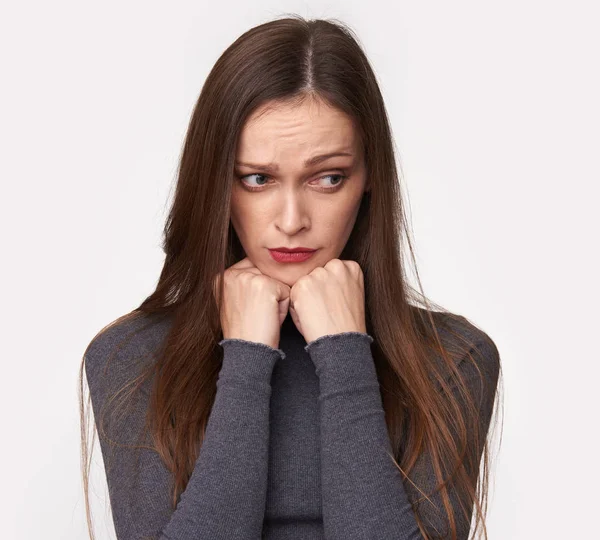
[288,258,367,344]
[213,257,291,350]
[213,257,366,349]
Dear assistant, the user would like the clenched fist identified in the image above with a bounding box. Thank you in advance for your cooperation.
[288,258,367,344]
[213,257,291,350]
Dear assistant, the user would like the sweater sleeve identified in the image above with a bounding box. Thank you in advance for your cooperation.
[85,332,283,540]
[304,331,499,540]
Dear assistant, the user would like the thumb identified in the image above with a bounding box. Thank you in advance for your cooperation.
[289,303,303,337]
[278,297,290,327]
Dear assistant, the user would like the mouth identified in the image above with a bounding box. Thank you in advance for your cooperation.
[269,247,317,253]
[268,248,318,263]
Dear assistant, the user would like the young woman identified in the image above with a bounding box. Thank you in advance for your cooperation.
[80,15,502,540]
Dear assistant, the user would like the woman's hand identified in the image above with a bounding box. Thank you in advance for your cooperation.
[288,258,367,343]
[213,257,291,350]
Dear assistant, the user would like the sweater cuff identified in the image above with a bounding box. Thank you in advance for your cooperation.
[303,332,378,394]
[217,338,285,387]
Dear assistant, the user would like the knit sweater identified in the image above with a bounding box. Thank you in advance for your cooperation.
[84,308,500,540]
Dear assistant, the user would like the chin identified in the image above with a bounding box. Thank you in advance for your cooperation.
[272,268,303,286]
[269,266,314,287]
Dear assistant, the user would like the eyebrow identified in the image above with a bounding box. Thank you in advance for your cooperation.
[234,151,354,173]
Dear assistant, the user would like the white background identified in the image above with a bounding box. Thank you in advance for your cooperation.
[1,1,598,539]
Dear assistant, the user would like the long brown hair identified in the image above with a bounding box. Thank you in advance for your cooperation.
[79,15,503,539]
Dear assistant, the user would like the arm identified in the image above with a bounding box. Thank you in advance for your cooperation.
[85,332,283,540]
[304,330,499,540]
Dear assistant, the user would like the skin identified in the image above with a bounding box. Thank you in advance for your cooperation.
[225,96,371,344]
[231,96,370,288]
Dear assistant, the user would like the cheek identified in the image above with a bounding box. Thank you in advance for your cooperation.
[230,197,263,245]
[230,192,250,229]
[321,196,362,232]
[322,201,363,253]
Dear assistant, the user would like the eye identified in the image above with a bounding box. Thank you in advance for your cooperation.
[237,173,270,190]
[236,172,348,192]
[311,174,347,191]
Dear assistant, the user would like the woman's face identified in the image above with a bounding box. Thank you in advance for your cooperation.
[231,97,369,287]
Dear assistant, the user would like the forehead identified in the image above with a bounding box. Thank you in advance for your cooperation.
[237,98,358,157]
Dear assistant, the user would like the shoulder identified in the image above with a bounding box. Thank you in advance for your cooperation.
[413,307,501,389]
[83,311,174,395]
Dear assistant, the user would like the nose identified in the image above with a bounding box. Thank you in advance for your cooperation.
[274,186,310,236]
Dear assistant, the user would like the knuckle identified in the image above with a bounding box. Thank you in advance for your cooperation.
[349,260,362,274]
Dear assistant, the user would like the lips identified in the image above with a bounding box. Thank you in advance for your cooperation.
[268,248,318,263]
[270,247,316,253]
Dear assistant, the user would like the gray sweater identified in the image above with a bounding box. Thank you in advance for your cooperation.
[84,309,500,539]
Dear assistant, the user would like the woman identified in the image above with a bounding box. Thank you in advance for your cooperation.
[80,15,502,540]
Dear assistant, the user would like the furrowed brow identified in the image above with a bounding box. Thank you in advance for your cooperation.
[235,151,353,173]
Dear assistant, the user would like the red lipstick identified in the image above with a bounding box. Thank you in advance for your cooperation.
[268,247,317,263]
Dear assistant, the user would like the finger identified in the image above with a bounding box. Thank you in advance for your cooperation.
[274,279,291,302]
[278,297,290,326]
[289,304,303,336]
[213,258,261,302]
